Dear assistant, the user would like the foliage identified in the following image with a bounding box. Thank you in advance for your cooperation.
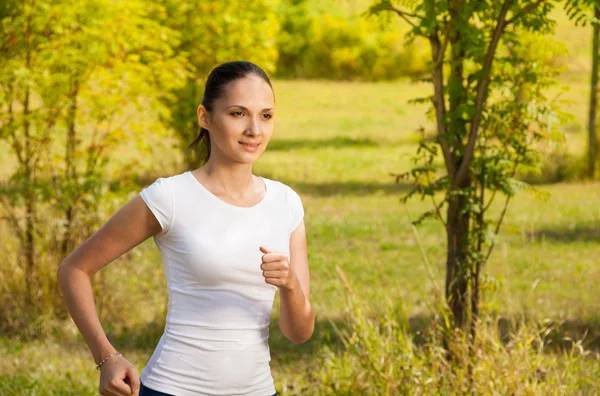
[564,0,600,26]
[0,0,187,335]
[275,0,428,80]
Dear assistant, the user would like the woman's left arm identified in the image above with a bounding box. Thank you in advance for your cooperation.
[278,220,314,344]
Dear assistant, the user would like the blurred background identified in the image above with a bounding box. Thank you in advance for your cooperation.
[1,0,599,394]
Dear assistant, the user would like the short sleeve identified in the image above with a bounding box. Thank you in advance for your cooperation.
[287,186,304,234]
[139,177,174,236]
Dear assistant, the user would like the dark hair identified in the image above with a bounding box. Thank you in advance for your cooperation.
[188,60,274,165]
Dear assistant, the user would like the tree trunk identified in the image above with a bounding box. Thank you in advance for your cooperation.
[61,78,79,258]
[588,7,600,179]
[23,6,37,304]
[445,182,471,331]
[471,191,483,340]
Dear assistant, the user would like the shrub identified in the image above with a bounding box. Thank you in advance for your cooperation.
[315,267,599,395]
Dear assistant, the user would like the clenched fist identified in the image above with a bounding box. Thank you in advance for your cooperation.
[98,354,140,396]
[259,246,297,291]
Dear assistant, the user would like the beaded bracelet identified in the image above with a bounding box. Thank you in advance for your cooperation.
[96,351,123,370]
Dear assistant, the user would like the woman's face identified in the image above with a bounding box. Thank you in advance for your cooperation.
[198,75,275,164]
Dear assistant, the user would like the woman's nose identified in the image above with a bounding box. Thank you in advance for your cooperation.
[246,117,262,135]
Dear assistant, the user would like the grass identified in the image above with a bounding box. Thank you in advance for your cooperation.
[2,13,600,394]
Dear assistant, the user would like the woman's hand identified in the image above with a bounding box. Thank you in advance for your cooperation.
[98,355,140,396]
[259,245,297,291]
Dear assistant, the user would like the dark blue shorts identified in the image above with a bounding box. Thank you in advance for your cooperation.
[139,380,278,396]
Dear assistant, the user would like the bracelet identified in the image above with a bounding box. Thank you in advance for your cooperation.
[96,351,122,370]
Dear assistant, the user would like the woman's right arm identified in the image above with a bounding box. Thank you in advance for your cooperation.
[56,194,162,395]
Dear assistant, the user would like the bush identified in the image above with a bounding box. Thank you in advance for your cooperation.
[274,1,428,81]
[519,147,587,184]
[315,267,600,395]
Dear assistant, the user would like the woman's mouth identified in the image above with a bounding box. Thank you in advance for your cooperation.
[239,142,260,152]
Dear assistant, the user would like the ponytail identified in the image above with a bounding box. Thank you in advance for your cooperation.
[187,127,211,166]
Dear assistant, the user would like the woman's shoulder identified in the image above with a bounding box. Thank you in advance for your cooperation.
[264,177,304,232]
[139,171,194,201]
[143,170,188,184]
[150,170,196,189]
[261,176,302,205]
[261,176,294,195]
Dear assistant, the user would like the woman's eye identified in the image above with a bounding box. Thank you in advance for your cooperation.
[230,111,272,119]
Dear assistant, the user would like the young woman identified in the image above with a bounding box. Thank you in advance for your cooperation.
[57,60,314,396]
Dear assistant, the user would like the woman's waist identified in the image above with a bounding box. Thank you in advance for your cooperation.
[163,320,271,348]
[141,342,274,395]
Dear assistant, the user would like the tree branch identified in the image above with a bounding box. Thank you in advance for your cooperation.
[505,0,546,26]
[8,112,25,167]
[451,0,513,190]
[385,6,420,28]
[0,193,24,242]
[484,152,522,261]
[434,20,452,67]
[484,195,511,262]
[388,6,421,19]
[429,30,455,175]
[31,110,61,172]
[426,170,447,227]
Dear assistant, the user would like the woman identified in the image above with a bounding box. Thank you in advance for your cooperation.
[57,60,314,396]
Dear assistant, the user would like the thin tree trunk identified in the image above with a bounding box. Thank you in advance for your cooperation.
[471,177,485,341]
[588,7,600,179]
[446,1,470,334]
[445,184,471,331]
[61,78,79,258]
[448,2,467,146]
[23,3,36,303]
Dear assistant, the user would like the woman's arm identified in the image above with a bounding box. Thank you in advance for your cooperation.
[56,194,161,365]
[278,220,314,344]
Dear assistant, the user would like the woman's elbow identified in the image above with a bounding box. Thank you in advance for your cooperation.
[292,333,313,345]
[289,323,315,344]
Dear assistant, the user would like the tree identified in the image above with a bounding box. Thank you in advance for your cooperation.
[564,0,600,179]
[367,0,566,338]
[39,0,187,257]
[0,0,187,320]
[0,0,61,303]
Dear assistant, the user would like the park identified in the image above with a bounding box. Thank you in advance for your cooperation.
[1,0,599,394]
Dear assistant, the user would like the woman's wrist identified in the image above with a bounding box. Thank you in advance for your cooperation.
[93,343,118,365]
[280,272,300,293]
[96,351,123,370]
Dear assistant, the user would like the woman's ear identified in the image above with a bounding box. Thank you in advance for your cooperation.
[197,105,210,130]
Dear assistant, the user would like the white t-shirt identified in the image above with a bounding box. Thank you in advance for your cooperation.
[138,170,304,396]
